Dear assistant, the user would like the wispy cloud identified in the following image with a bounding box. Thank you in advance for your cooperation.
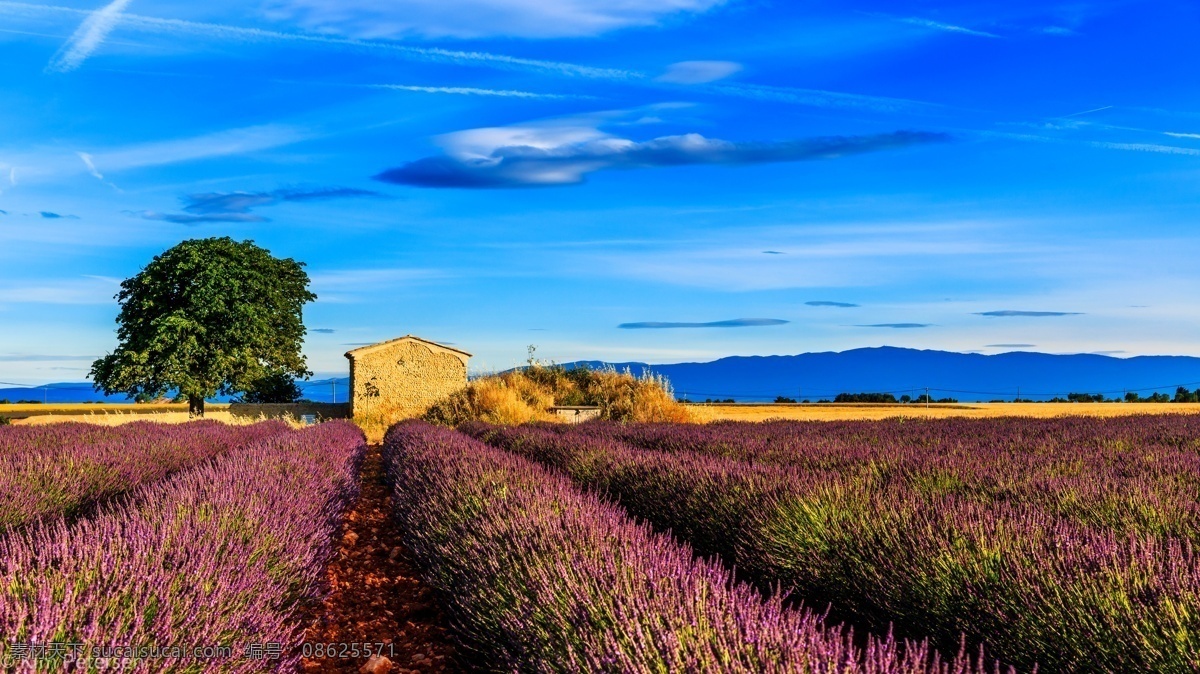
[705,82,937,113]
[194,186,380,213]
[369,84,585,99]
[0,1,638,79]
[806,300,858,308]
[0,277,117,304]
[896,16,1000,38]
[618,318,789,329]
[0,354,96,362]
[134,211,267,225]
[261,0,726,39]
[40,211,78,219]
[77,151,122,191]
[306,268,447,303]
[134,185,381,224]
[45,0,132,73]
[854,323,932,328]
[77,152,103,180]
[310,328,336,334]
[762,250,785,255]
[983,130,1200,157]
[87,124,310,172]
[986,343,1036,348]
[375,121,950,188]
[657,60,742,84]
[1164,132,1200,140]
[976,310,1082,317]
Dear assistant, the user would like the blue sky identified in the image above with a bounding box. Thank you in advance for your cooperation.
[2,0,1200,383]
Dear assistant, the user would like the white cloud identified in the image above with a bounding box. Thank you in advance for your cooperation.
[86,124,309,172]
[46,0,133,73]
[657,60,742,84]
[897,17,999,38]
[378,113,948,188]
[261,0,726,39]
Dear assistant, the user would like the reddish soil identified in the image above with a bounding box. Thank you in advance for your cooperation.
[302,445,459,674]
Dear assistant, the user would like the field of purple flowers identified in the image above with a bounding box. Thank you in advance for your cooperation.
[0,419,292,533]
[0,420,365,672]
[384,420,1002,673]
[5,415,1196,672]
[463,417,1200,673]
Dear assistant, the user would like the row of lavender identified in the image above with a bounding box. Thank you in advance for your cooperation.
[464,421,1200,673]
[383,420,1004,673]
[0,420,365,672]
[566,416,1200,542]
[0,419,292,532]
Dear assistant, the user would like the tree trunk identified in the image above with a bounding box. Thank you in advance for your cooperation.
[188,395,205,418]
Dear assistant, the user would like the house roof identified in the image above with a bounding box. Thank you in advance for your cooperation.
[344,335,473,362]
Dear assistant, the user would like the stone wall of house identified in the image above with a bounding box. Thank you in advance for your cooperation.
[349,339,468,422]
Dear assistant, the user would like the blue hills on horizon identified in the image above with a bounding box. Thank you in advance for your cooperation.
[0,378,351,405]
[562,346,1200,402]
[6,348,1200,404]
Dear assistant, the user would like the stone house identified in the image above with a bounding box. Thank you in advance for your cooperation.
[344,335,471,421]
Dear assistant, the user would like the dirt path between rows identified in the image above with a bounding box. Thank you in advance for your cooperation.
[302,445,459,674]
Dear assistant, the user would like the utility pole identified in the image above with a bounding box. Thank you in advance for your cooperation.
[331,380,336,404]
[925,387,930,410]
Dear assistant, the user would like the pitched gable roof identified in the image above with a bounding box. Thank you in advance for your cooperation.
[344,335,472,362]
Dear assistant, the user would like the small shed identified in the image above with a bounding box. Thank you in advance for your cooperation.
[345,335,471,421]
[549,406,602,424]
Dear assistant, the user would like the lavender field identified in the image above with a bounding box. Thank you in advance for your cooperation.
[464,417,1200,673]
[0,420,366,672]
[4,414,1198,673]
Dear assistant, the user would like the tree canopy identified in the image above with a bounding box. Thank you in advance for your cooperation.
[90,237,316,416]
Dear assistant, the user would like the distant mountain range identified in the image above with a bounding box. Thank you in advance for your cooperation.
[0,378,350,405]
[564,347,1200,402]
[7,348,1200,404]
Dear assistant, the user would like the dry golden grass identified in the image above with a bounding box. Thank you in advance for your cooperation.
[423,365,692,428]
[4,404,306,428]
[688,402,1200,423]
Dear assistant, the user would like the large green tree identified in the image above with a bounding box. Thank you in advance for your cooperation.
[91,237,316,417]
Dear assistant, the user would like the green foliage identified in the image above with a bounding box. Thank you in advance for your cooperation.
[0,416,10,426]
[835,392,899,403]
[90,237,315,416]
[241,370,303,404]
[1173,386,1200,403]
[774,396,797,403]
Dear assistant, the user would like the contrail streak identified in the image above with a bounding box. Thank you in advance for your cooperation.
[46,0,133,73]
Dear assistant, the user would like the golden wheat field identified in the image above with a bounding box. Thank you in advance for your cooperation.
[687,401,1200,422]
[7,401,1200,429]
